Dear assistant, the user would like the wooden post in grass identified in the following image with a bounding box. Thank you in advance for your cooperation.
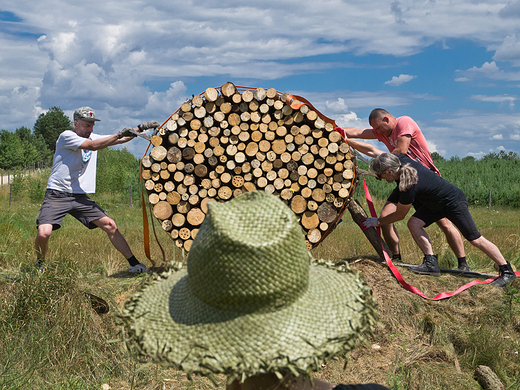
[347,198,391,261]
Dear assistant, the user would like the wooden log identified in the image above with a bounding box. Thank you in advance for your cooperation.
[218,186,233,200]
[291,195,307,214]
[201,197,217,213]
[317,202,337,223]
[347,199,390,261]
[221,82,236,97]
[301,211,319,229]
[205,88,219,102]
[187,208,205,226]
[307,228,322,244]
[474,366,505,390]
[153,201,173,220]
[162,219,173,232]
[151,146,167,161]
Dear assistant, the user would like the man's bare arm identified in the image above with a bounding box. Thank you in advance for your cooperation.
[79,127,139,151]
[344,138,384,158]
[340,127,377,139]
[392,135,412,154]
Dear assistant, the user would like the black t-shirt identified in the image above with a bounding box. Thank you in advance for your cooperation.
[333,384,390,390]
[389,154,465,212]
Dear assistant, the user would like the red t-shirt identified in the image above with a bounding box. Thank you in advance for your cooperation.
[374,116,441,176]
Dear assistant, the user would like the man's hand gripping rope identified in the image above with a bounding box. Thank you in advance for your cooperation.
[117,120,160,140]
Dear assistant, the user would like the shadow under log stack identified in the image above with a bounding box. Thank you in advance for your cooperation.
[142,82,357,251]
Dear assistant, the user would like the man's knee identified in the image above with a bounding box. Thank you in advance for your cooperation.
[36,224,53,240]
[95,217,118,233]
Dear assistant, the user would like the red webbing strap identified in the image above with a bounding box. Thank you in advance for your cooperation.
[362,176,500,300]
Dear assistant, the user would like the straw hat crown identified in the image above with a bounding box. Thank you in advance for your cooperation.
[188,190,309,313]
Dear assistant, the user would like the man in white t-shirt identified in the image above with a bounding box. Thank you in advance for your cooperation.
[35,106,149,274]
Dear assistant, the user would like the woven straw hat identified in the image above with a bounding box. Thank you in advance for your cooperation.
[123,191,377,381]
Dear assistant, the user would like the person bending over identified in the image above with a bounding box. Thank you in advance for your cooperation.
[337,109,468,271]
[361,152,516,287]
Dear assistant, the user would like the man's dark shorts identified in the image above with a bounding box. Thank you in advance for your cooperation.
[36,189,108,231]
[387,189,481,241]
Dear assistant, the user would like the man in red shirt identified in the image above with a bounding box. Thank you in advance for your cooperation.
[337,108,469,271]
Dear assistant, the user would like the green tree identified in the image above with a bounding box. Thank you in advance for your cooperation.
[431,152,445,163]
[15,126,52,166]
[33,106,73,153]
[0,130,25,169]
[15,126,32,142]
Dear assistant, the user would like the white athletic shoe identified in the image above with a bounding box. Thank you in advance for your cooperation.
[128,263,149,274]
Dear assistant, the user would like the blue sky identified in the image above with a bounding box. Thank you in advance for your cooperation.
[2,1,520,158]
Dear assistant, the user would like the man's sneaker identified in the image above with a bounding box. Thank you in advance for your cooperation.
[128,263,149,274]
[33,259,45,274]
[491,262,517,287]
[458,262,472,272]
[411,254,441,277]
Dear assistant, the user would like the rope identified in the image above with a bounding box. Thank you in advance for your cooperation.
[361,176,506,300]
[139,122,169,270]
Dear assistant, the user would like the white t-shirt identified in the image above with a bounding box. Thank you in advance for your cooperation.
[46,130,107,194]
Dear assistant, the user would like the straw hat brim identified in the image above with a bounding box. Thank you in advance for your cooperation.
[123,260,377,379]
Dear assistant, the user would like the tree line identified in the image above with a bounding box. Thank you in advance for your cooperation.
[360,150,520,208]
[0,107,72,169]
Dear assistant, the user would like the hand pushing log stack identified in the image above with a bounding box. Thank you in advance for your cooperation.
[142,82,356,251]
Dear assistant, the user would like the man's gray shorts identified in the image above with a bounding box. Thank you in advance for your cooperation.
[36,189,108,231]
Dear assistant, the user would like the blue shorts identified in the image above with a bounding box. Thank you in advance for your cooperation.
[36,189,108,231]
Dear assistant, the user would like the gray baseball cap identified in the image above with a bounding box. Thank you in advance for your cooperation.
[74,106,101,122]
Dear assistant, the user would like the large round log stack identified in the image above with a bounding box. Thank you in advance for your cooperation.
[141,82,357,251]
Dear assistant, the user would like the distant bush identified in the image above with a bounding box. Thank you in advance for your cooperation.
[96,147,141,206]
[435,151,520,208]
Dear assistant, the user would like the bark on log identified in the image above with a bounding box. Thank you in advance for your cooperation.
[347,198,391,261]
[474,366,505,390]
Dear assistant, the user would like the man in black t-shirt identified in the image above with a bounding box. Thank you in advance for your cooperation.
[361,153,516,288]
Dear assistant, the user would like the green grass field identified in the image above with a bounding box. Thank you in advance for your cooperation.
[0,170,519,389]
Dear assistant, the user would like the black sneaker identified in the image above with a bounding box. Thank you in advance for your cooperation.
[411,254,441,277]
[33,258,45,274]
[458,262,472,272]
[491,262,517,288]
